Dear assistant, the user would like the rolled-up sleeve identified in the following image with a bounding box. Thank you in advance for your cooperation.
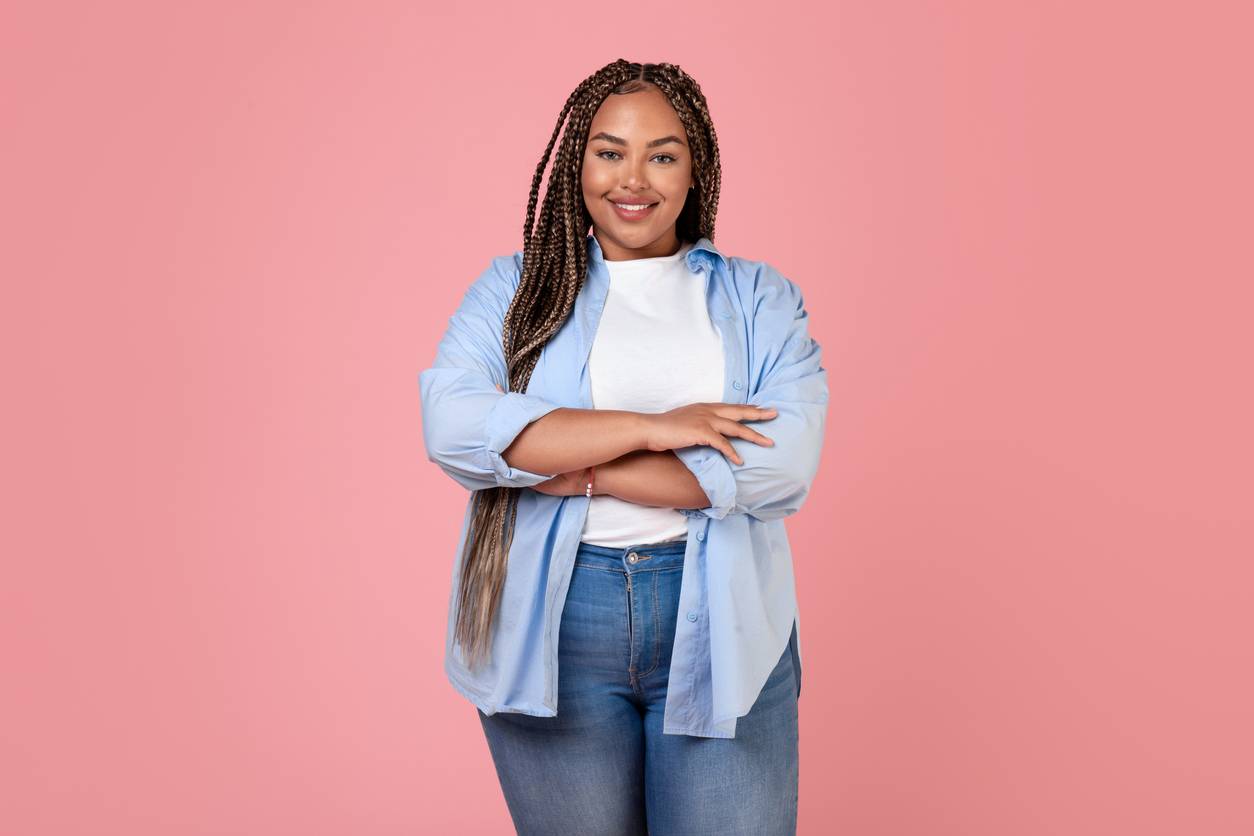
[675,264,829,521]
[418,256,563,492]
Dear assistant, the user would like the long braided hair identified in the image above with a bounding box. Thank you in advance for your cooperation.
[453,60,724,669]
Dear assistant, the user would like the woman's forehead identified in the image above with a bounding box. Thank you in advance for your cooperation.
[589,89,683,135]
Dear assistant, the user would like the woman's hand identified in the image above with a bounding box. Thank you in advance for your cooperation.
[640,403,777,466]
[530,466,593,497]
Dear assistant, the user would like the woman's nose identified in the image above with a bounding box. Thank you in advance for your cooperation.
[624,162,649,190]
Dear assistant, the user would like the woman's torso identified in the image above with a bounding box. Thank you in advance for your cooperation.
[581,241,725,547]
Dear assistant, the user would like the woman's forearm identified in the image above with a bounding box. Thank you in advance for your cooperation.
[595,449,711,510]
[500,407,650,476]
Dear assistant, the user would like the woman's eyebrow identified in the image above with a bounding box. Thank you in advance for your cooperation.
[589,132,687,148]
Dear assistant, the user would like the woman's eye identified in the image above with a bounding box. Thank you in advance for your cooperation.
[596,150,677,164]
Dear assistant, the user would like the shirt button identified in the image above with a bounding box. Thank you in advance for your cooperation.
[686,612,698,622]
[626,552,638,563]
[696,531,704,541]
[732,380,743,390]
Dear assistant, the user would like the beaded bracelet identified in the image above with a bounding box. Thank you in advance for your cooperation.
[585,466,595,498]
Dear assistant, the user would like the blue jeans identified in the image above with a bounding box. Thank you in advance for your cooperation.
[477,539,799,835]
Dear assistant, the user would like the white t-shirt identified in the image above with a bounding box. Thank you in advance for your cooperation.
[579,241,726,547]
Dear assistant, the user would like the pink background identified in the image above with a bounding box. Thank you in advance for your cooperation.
[4,1,1252,834]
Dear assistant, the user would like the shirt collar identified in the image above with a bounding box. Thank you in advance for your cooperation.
[586,233,728,273]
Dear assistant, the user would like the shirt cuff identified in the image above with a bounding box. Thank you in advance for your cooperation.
[673,445,737,520]
[484,392,563,486]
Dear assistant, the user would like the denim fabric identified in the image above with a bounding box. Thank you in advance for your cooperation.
[478,539,798,836]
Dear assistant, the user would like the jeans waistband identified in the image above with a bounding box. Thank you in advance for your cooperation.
[575,538,688,571]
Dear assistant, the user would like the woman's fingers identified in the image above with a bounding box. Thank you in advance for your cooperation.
[708,406,776,447]
[703,407,777,466]
[700,403,777,422]
[715,417,775,448]
[708,433,744,466]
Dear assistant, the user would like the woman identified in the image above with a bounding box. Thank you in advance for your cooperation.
[419,59,828,835]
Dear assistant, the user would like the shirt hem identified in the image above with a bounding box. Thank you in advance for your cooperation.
[661,722,736,739]
[445,663,557,719]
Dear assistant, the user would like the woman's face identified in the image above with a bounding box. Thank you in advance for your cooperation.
[581,85,694,261]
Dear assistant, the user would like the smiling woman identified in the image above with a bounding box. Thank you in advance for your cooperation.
[420,59,819,836]
[450,63,728,675]
[582,99,696,259]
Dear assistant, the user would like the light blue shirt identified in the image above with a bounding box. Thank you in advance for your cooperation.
[418,234,829,738]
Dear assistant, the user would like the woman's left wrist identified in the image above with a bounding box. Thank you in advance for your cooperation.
[582,461,612,497]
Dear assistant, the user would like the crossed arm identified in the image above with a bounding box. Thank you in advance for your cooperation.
[419,255,827,522]
[598,449,712,508]
[495,402,714,509]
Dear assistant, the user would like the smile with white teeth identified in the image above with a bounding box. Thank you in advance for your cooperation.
[613,202,656,212]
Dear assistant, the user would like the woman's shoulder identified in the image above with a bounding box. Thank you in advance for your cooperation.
[725,253,804,307]
[465,250,526,300]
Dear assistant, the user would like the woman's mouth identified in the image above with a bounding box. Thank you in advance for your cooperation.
[609,198,658,222]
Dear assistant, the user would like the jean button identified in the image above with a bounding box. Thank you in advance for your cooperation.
[686,611,698,622]
[626,552,638,564]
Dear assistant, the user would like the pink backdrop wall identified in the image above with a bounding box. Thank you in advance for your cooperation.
[4,1,1251,834]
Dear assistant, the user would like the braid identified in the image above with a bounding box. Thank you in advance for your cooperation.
[453,60,723,669]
